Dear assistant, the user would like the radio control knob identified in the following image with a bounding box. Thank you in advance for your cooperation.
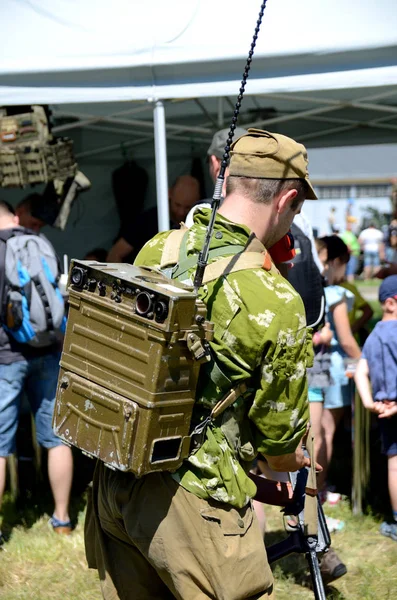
[154,301,168,321]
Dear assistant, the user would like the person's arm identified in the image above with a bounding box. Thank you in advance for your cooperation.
[332,299,361,359]
[263,439,311,472]
[248,296,314,472]
[354,358,383,414]
[313,322,332,347]
[106,237,134,263]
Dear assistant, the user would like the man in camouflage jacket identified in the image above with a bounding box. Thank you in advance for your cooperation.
[85,129,318,600]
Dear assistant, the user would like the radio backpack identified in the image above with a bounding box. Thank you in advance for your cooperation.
[0,228,66,347]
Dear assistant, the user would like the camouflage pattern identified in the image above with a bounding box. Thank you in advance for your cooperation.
[135,208,312,508]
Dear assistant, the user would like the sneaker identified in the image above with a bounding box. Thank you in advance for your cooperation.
[320,548,347,585]
[325,515,345,533]
[49,515,73,535]
[379,521,397,542]
[0,530,5,549]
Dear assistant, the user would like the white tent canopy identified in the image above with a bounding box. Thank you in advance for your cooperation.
[1,0,397,152]
[1,0,397,238]
[1,0,397,104]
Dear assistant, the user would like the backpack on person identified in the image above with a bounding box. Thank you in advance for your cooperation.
[0,228,66,347]
[287,223,325,330]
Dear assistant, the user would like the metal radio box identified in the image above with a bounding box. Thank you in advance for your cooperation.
[53,260,213,476]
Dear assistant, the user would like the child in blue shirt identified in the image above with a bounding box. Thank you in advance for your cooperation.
[355,275,397,542]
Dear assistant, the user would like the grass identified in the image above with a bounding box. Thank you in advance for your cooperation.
[1,486,397,600]
[0,283,391,599]
[355,279,382,288]
[0,504,100,600]
[263,500,397,600]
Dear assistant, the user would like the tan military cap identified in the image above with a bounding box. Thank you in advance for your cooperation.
[229,128,317,200]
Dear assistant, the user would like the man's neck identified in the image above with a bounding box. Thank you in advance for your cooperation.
[218,193,273,247]
[0,222,19,231]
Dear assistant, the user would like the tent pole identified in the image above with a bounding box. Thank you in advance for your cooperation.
[217,98,224,127]
[153,100,170,233]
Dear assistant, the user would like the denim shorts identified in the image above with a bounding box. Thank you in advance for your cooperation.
[364,251,380,268]
[0,353,62,456]
[345,255,358,276]
[309,351,352,409]
[379,414,397,456]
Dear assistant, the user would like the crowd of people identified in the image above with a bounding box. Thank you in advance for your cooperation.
[330,213,397,280]
[0,126,396,599]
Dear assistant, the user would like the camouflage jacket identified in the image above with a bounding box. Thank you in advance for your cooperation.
[135,208,312,508]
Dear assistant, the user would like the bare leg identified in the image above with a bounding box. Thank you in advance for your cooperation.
[309,402,324,461]
[320,407,345,489]
[388,454,397,515]
[47,445,73,523]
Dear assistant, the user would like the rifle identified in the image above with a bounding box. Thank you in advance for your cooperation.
[250,433,331,600]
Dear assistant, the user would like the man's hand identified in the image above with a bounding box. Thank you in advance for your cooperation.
[264,442,322,474]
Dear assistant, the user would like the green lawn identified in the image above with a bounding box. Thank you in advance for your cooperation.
[0,277,392,599]
[1,491,396,600]
[264,500,397,600]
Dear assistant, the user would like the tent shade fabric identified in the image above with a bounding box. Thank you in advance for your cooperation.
[1,0,397,104]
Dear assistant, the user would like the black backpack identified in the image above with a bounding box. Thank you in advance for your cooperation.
[288,223,325,330]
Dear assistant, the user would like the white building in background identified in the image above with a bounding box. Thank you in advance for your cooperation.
[304,143,397,236]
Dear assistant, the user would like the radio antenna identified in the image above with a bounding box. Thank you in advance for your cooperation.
[193,0,268,292]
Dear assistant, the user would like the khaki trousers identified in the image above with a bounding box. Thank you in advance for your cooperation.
[85,462,274,600]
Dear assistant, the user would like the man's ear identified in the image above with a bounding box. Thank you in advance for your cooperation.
[276,188,298,214]
[209,155,220,181]
[13,215,19,226]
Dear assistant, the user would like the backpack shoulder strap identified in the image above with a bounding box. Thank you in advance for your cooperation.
[160,226,189,270]
[201,251,276,284]
[160,227,278,284]
[202,235,278,284]
[0,228,26,321]
[0,227,28,243]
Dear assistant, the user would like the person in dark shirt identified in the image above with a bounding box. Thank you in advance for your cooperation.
[107,175,200,263]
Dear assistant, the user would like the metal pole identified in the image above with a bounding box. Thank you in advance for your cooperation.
[217,98,224,127]
[153,100,170,232]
